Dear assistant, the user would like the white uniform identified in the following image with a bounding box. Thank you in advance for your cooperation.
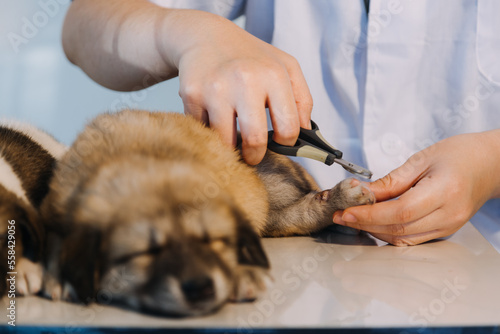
[150,0,500,248]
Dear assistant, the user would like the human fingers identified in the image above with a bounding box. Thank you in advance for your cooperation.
[365,201,466,246]
[266,65,300,146]
[331,178,465,246]
[179,83,209,125]
[334,207,454,247]
[237,97,269,165]
[205,104,237,147]
[370,228,453,247]
[281,54,313,130]
[336,176,442,228]
[368,151,428,202]
[334,213,445,245]
[183,106,209,125]
[344,209,446,240]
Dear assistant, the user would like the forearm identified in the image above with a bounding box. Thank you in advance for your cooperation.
[63,0,178,91]
[63,0,249,92]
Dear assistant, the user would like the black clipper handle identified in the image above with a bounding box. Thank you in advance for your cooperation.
[299,121,343,159]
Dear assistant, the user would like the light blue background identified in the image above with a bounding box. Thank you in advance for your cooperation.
[0,1,184,145]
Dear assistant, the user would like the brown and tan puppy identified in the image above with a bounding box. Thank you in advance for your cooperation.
[0,122,67,297]
[41,110,374,316]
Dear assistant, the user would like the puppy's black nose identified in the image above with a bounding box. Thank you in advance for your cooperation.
[181,277,215,303]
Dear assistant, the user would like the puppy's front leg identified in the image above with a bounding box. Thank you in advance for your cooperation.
[230,265,271,302]
[15,258,44,296]
[263,178,375,237]
[41,231,64,301]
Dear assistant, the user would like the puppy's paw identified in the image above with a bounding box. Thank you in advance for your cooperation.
[317,178,375,210]
[229,266,272,303]
[339,178,375,206]
[327,178,375,234]
[15,257,43,296]
[41,272,63,301]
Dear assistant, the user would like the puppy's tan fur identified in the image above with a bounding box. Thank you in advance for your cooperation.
[41,110,374,316]
[44,110,268,235]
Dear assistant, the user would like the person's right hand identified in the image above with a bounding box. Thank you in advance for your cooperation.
[161,10,313,165]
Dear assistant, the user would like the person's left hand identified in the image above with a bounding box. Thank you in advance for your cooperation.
[333,130,500,246]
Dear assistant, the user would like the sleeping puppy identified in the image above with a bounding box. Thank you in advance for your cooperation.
[41,110,374,316]
[0,121,67,296]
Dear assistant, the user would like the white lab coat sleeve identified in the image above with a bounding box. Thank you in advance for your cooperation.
[148,0,246,21]
[476,0,500,86]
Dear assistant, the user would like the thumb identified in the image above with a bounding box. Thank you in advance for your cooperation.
[369,159,424,202]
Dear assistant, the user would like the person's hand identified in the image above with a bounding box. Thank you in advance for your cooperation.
[162,10,313,165]
[333,130,500,246]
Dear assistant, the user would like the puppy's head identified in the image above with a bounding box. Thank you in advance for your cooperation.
[59,158,268,316]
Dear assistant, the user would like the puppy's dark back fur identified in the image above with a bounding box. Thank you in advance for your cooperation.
[0,127,57,208]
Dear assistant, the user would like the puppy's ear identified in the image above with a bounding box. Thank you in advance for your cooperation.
[236,216,269,269]
[59,225,102,303]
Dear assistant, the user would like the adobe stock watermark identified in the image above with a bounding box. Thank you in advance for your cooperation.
[63,265,134,332]
[342,0,411,63]
[107,70,171,111]
[7,0,70,54]
[5,220,17,327]
[409,276,467,331]
[236,238,337,333]
[379,73,498,180]
[440,75,497,130]
[177,160,235,221]
[54,69,172,183]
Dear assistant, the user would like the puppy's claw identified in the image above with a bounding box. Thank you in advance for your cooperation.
[62,282,79,302]
[41,273,63,301]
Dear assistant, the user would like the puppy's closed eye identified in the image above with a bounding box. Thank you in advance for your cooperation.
[112,247,162,266]
[209,237,234,253]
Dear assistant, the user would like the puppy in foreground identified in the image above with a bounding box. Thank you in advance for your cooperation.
[41,110,374,316]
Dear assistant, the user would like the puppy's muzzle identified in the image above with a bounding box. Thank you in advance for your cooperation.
[181,276,215,304]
